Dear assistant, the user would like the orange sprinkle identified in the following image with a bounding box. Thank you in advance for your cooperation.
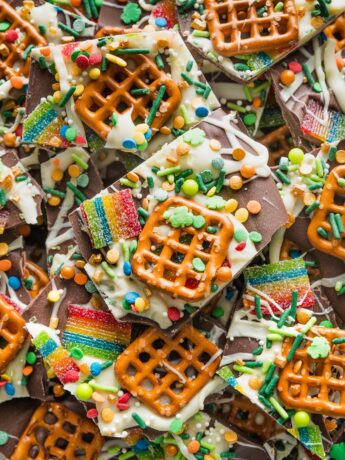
[22,366,33,377]
[40,47,51,57]
[60,265,75,280]
[232,147,246,161]
[17,224,31,237]
[71,0,82,5]
[336,56,345,70]
[188,440,200,454]
[48,196,61,207]
[0,259,12,272]
[166,445,178,456]
[74,272,88,285]
[52,158,60,167]
[51,168,64,182]
[246,200,262,214]
[3,132,16,147]
[240,164,256,179]
[10,77,24,90]
[216,266,232,282]
[280,69,295,86]
[68,164,81,178]
[252,96,261,109]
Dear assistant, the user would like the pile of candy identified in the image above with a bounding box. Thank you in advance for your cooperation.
[1,0,345,459]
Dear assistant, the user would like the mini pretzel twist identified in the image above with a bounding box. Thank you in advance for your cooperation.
[23,260,49,299]
[132,196,233,301]
[325,15,345,51]
[204,0,298,57]
[0,294,27,373]
[307,165,345,260]
[11,402,104,460]
[75,53,181,141]
[0,0,47,79]
[115,324,222,417]
[278,326,345,417]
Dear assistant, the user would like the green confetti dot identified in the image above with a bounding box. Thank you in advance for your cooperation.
[73,18,86,33]
[26,351,37,365]
[70,347,84,360]
[211,157,224,170]
[183,128,206,146]
[0,431,8,446]
[77,173,89,188]
[234,228,248,242]
[192,215,205,229]
[192,257,206,272]
[243,112,257,127]
[85,280,97,293]
[307,336,330,359]
[0,22,10,32]
[319,320,333,328]
[169,418,184,433]
[120,2,142,25]
[330,442,345,460]
[65,127,77,142]
[212,306,224,318]
[249,231,262,243]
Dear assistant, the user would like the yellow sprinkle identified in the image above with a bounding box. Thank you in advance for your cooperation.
[0,242,9,257]
[101,407,114,423]
[209,139,221,151]
[206,186,216,197]
[55,72,60,82]
[89,68,101,80]
[74,84,85,96]
[106,248,120,264]
[53,91,62,103]
[225,198,238,213]
[132,131,145,145]
[49,317,59,330]
[134,297,149,312]
[47,290,61,303]
[105,53,127,67]
[224,430,238,444]
[136,123,149,133]
[79,363,90,374]
[127,171,139,182]
[235,208,249,223]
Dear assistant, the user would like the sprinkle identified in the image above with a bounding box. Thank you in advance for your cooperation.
[268,396,289,420]
[233,364,253,374]
[89,379,118,394]
[305,200,320,215]
[105,53,127,67]
[58,22,80,38]
[59,86,77,108]
[252,346,263,355]
[290,290,298,319]
[333,337,345,345]
[22,44,35,61]
[275,169,291,185]
[66,181,87,202]
[317,226,328,239]
[277,307,291,328]
[300,316,317,334]
[329,213,341,239]
[287,334,304,362]
[254,295,262,319]
[146,85,166,126]
[132,412,146,429]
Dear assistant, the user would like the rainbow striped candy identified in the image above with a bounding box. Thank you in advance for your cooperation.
[243,258,314,314]
[301,98,345,143]
[32,331,80,384]
[62,305,131,361]
[80,189,141,249]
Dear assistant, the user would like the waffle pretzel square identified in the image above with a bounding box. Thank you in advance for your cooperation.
[277,326,345,417]
[204,0,299,57]
[75,53,182,141]
[0,0,47,79]
[325,15,345,51]
[11,402,104,460]
[132,196,234,301]
[307,165,345,261]
[115,324,222,417]
[0,294,27,373]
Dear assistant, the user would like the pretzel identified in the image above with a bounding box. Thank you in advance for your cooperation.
[11,402,104,460]
[0,294,27,373]
[325,15,345,51]
[115,324,222,417]
[259,126,292,166]
[23,260,49,299]
[0,1,47,79]
[203,0,298,57]
[132,196,234,301]
[278,326,345,417]
[75,53,182,141]
[307,165,345,261]
[211,393,277,439]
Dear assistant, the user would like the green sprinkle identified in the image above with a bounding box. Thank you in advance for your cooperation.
[315,158,323,177]
[275,169,291,185]
[328,146,337,161]
[147,176,154,188]
[131,412,146,429]
[206,226,217,234]
[234,63,249,71]
[58,22,80,38]
[268,325,297,338]
[290,290,298,319]
[43,187,66,199]
[335,213,344,234]
[155,54,164,69]
[180,104,190,125]
[146,85,166,126]
[130,88,150,96]
[264,363,277,383]
[215,168,226,193]
[274,1,284,11]
[15,175,27,182]
[233,364,253,374]
[192,30,210,37]
[226,101,246,113]
[186,60,193,71]
[258,395,273,409]
[89,379,118,394]
[255,295,262,319]
[243,85,252,102]
[101,261,116,279]
[300,316,316,334]
[59,86,76,108]
[114,48,150,55]
[101,56,107,72]
[157,165,181,177]
[264,374,279,397]
[192,257,206,272]
[305,200,320,215]
[267,333,283,342]
[317,226,328,239]
[181,71,194,85]
[329,213,341,239]
[22,44,35,61]
[66,182,87,201]
[249,231,262,243]
[38,55,47,70]
[138,207,149,220]
[120,241,130,262]
[333,337,345,345]
[72,153,89,170]
[244,361,263,368]
[169,418,183,433]
[252,346,263,355]
[287,334,304,362]
[277,308,291,328]
[119,178,139,189]
[269,396,289,420]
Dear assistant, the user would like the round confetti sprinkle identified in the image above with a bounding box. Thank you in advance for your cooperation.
[182,179,199,196]
[234,228,248,242]
[249,231,262,243]
[280,69,295,86]
[168,307,181,321]
[0,431,9,446]
[76,383,93,401]
[0,22,10,32]
[8,276,20,290]
[195,106,209,118]
[293,411,310,428]
[155,17,168,27]
[192,257,206,272]
[243,112,257,127]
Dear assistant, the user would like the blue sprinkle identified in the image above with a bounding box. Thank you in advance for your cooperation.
[90,362,102,377]
[5,383,15,396]
[144,128,152,140]
[123,261,132,276]
[125,291,140,305]
[122,138,137,149]
[155,17,167,28]
[211,157,224,170]
[134,438,149,452]
[289,249,301,259]
[60,125,68,138]
[8,276,21,290]
[225,288,235,300]
[195,106,209,118]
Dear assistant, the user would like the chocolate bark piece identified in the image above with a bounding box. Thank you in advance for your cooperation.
[23,30,219,157]
[270,37,345,147]
[69,108,287,332]
[0,149,44,231]
[178,2,345,84]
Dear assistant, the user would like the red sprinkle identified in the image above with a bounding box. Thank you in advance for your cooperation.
[63,369,79,383]
[86,408,98,419]
[75,135,86,145]
[5,30,19,43]
[118,392,131,404]
[89,53,102,65]
[168,307,181,321]
[0,381,7,388]
[185,278,199,289]
[117,402,130,411]
[76,54,90,69]
[235,242,246,251]
[288,61,302,73]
